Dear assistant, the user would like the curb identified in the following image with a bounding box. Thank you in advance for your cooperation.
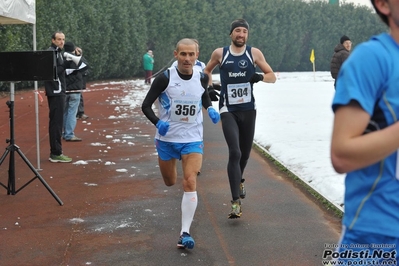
[253,141,344,218]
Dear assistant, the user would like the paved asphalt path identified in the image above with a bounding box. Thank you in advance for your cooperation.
[0,80,341,266]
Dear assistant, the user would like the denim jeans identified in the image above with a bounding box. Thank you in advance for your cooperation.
[63,93,81,140]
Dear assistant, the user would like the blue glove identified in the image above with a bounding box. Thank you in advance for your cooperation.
[208,107,220,124]
[156,120,170,136]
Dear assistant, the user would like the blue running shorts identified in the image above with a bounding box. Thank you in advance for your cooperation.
[155,139,204,160]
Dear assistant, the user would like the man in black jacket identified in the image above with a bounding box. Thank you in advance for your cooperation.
[330,35,352,89]
[44,31,78,162]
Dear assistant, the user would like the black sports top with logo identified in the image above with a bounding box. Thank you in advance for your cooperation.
[219,45,256,113]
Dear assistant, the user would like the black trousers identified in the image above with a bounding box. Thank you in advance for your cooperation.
[77,93,84,116]
[47,95,65,156]
[221,110,256,200]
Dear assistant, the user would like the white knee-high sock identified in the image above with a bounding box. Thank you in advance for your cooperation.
[181,191,198,235]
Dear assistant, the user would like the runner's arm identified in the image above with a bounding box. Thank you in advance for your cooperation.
[252,48,276,83]
[204,48,222,86]
[141,73,169,126]
[201,74,213,109]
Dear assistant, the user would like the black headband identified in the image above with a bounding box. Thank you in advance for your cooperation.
[229,20,249,35]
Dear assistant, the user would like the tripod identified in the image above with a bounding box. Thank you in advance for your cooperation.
[0,82,63,205]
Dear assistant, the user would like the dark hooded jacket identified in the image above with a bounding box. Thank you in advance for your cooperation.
[44,43,77,97]
[330,43,350,80]
[65,56,89,93]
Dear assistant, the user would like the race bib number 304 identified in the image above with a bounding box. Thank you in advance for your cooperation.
[227,82,251,105]
[170,98,199,123]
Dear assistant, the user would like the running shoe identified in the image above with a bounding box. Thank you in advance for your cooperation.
[76,114,89,120]
[49,154,72,163]
[65,136,82,142]
[228,199,242,219]
[80,114,89,120]
[177,232,195,249]
[239,179,246,199]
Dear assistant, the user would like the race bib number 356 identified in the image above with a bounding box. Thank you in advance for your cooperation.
[170,99,199,123]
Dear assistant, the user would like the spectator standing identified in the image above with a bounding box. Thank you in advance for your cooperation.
[330,35,352,89]
[63,41,88,142]
[143,50,154,85]
[44,31,77,163]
